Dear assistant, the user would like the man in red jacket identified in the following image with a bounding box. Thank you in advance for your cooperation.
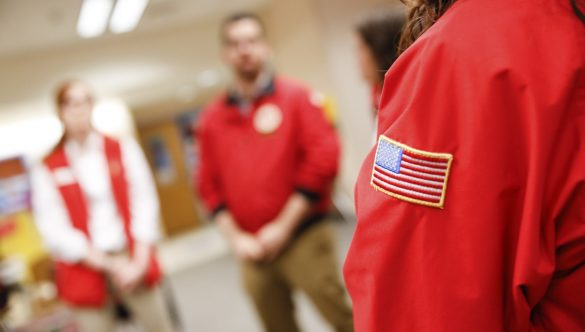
[344,0,585,331]
[196,12,353,332]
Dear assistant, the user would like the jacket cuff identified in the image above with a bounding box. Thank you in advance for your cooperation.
[210,203,228,219]
[295,187,321,203]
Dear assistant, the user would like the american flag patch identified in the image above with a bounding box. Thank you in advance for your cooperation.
[371,136,453,208]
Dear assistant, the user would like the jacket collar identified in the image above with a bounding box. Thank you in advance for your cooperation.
[226,72,276,106]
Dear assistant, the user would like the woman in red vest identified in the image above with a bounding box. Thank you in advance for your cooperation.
[344,0,585,331]
[31,81,173,332]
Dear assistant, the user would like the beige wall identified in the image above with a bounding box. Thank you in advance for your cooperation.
[261,0,332,92]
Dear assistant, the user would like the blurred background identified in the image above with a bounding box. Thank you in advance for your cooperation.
[0,0,405,330]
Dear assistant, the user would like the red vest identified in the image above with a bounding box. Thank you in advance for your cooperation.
[44,135,162,307]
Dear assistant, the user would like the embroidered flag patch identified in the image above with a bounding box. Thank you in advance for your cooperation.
[371,136,453,208]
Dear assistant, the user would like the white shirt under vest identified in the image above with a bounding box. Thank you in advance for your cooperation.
[31,132,161,263]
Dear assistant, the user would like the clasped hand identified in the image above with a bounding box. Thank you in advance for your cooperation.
[231,220,292,263]
[85,248,148,294]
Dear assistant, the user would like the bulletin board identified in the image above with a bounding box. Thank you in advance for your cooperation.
[0,158,47,283]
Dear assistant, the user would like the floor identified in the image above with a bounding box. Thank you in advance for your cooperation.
[159,219,356,332]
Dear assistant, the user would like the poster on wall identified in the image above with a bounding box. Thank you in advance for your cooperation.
[147,137,176,185]
[0,158,30,218]
[175,110,200,183]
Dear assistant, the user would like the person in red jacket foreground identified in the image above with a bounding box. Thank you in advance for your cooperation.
[31,81,173,332]
[343,0,585,331]
[195,12,354,332]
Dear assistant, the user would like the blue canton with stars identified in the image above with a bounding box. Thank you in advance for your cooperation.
[375,139,403,174]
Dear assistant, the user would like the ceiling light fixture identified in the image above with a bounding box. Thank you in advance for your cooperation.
[76,0,114,38]
[109,0,149,34]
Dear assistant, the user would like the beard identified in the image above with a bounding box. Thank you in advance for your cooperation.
[237,67,261,83]
[235,58,263,83]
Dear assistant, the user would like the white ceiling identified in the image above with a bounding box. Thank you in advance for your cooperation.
[0,0,271,113]
[0,0,269,57]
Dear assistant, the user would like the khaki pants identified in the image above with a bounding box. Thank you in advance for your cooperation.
[241,221,354,332]
[70,283,173,332]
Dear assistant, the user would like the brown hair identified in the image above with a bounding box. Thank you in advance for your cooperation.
[54,80,93,110]
[398,0,585,55]
[220,12,266,44]
[357,10,406,83]
[397,0,456,55]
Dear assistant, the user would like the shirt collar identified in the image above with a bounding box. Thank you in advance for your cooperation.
[226,71,276,106]
[65,131,102,156]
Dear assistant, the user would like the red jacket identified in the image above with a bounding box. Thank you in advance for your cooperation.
[195,76,340,233]
[44,136,161,307]
[344,0,585,331]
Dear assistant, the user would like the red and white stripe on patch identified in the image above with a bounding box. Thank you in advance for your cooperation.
[370,136,453,208]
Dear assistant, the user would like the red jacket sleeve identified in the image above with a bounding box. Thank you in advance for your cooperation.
[194,112,226,216]
[293,89,341,201]
[532,91,585,331]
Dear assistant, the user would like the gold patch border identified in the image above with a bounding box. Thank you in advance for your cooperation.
[370,135,454,209]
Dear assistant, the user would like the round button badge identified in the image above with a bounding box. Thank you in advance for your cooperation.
[254,104,283,134]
